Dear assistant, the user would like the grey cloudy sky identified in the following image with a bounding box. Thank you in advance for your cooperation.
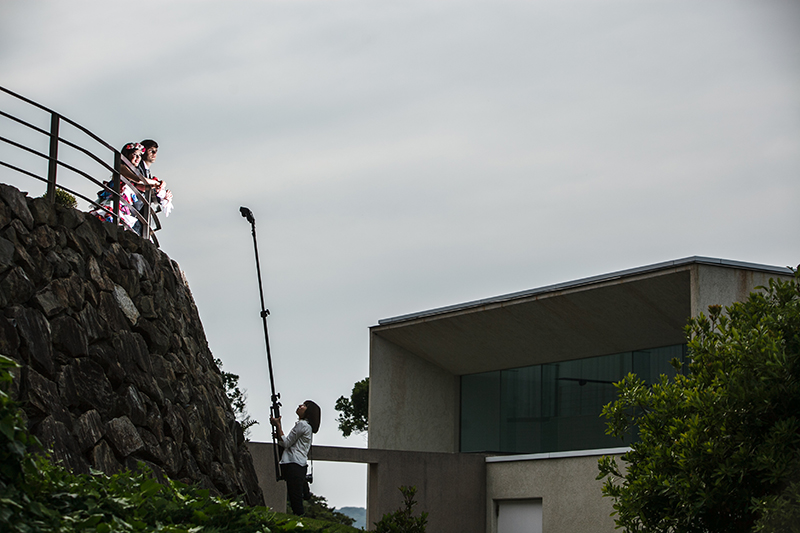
[1,0,799,509]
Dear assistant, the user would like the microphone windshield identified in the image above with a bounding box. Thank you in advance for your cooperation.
[239,206,255,223]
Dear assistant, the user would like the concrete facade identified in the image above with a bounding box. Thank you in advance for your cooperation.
[366,257,793,533]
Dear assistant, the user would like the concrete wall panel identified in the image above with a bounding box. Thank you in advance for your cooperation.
[486,455,618,533]
[691,265,793,317]
[246,442,286,512]
[367,450,486,532]
[369,333,459,452]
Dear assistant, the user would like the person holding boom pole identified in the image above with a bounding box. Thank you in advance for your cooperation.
[239,206,321,516]
[271,400,321,516]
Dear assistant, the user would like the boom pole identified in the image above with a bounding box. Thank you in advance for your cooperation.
[239,206,282,481]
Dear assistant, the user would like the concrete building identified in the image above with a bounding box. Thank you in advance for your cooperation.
[251,257,794,532]
[367,257,793,532]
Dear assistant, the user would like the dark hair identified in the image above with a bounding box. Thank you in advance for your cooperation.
[303,400,321,434]
[121,142,143,159]
[140,139,158,150]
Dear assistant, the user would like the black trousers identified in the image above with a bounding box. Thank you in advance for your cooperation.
[132,191,154,237]
[282,462,309,516]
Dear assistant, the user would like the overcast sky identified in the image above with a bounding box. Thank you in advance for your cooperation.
[1,0,799,510]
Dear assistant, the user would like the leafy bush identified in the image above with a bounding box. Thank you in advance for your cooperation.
[373,486,427,533]
[54,188,78,208]
[37,189,78,209]
[598,271,800,532]
[0,356,36,486]
[12,461,278,533]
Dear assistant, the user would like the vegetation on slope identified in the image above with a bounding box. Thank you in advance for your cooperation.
[0,354,360,533]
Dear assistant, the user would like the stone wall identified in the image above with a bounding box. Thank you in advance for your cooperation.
[0,183,263,506]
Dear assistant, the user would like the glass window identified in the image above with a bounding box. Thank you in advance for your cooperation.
[460,371,501,452]
[460,344,686,453]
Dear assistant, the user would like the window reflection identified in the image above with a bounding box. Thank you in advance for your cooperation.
[460,344,686,453]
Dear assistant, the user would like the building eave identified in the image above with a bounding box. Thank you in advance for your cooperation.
[376,256,792,327]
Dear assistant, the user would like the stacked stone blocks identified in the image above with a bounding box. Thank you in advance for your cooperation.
[0,183,263,506]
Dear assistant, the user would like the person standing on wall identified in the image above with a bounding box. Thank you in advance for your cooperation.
[135,139,173,235]
[137,139,158,181]
[270,400,321,516]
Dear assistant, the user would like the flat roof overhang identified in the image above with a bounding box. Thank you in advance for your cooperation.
[371,257,792,375]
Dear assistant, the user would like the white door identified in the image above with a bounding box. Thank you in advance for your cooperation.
[497,499,543,533]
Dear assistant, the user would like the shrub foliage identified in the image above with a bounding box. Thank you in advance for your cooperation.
[54,188,78,209]
[598,271,800,532]
[373,485,427,533]
[215,358,258,438]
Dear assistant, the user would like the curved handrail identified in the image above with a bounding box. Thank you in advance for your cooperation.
[0,85,117,153]
[0,85,162,245]
[0,109,118,176]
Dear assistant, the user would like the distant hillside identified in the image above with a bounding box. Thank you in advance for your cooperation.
[338,507,366,530]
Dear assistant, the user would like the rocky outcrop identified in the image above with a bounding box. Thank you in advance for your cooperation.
[0,183,263,506]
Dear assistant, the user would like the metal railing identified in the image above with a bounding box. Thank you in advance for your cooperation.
[0,85,161,244]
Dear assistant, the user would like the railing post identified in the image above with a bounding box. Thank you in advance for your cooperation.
[46,113,60,203]
[143,189,152,241]
[112,152,121,224]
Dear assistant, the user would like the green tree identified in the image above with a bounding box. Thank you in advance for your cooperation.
[598,271,800,532]
[294,492,355,526]
[215,358,258,438]
[335,377,369,438]
[373,486,428,533]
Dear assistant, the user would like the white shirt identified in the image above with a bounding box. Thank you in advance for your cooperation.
[279,419,312,466]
